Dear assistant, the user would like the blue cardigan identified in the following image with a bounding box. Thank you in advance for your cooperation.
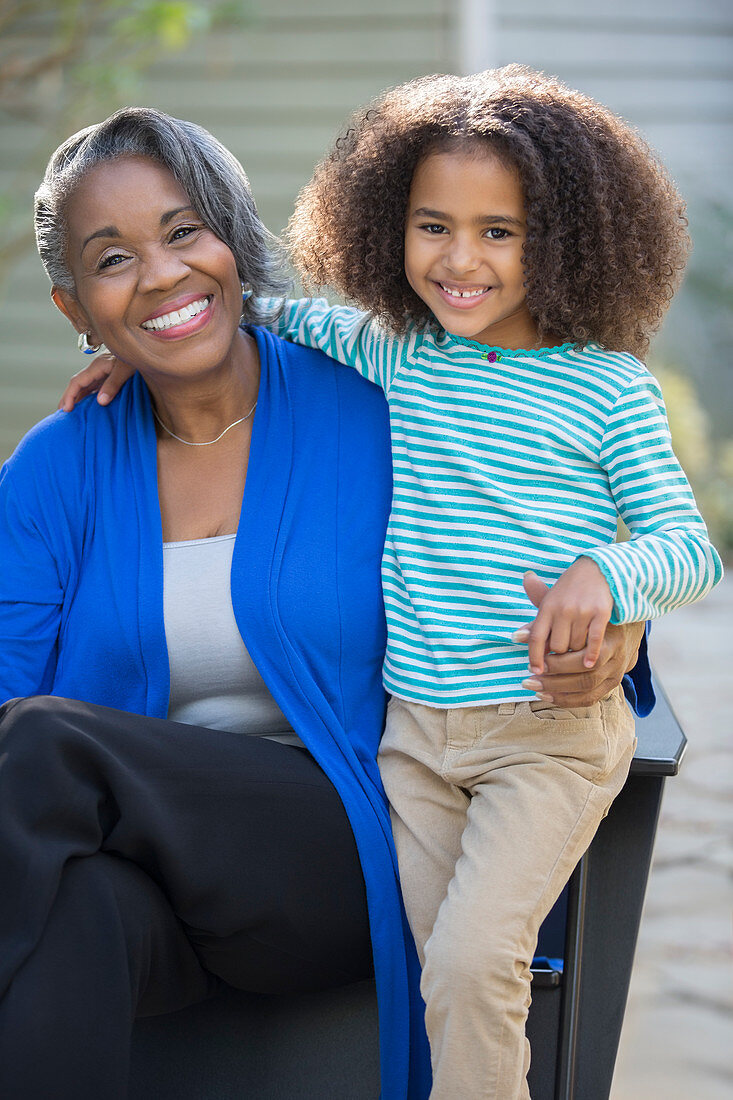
[0,326,653,1096]
[0,328,431,1099]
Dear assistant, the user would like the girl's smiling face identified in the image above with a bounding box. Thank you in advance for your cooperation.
[54,155,246,383]
[404,147,540,350]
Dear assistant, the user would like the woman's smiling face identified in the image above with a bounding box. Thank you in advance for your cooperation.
[55,155,245,381]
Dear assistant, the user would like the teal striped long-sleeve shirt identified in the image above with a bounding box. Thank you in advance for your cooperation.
[265,298,723,707]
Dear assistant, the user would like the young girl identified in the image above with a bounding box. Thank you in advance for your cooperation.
[63,67,722,1098]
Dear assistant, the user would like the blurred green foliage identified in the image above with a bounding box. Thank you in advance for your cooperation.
[1,2,730,561]
[660,195,733,448]
[652,361,733,558]
[0,0,246,112]
[0,0,247,277]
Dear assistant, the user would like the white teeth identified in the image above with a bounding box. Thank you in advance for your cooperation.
[142,296,210,331]
[440,284,488,299]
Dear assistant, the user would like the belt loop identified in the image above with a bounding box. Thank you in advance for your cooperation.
[497,701,516,716]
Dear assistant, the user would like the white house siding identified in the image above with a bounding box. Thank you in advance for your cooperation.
[1,0,730,456]
[0,0,453,459]
[485,0,733,436]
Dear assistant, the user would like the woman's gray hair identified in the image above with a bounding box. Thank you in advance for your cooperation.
[34,106,290,325]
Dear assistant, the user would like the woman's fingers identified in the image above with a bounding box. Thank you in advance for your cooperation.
[524,621,642,706]
[524,653,611,706]
[583,613,610,668]
[516,569,631,701]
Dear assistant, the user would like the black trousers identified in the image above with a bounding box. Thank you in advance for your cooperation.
[0,696,373,1099]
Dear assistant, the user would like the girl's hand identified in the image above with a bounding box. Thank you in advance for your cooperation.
[514,570,643,706]
[58,355,134,412]
[518,559,615,674]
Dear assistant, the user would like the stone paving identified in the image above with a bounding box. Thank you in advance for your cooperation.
[611,574,733,1099]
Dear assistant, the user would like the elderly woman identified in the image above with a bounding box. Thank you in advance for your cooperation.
[0,108,648,1099]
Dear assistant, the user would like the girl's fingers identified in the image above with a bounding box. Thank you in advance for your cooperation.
[58,376,104,411]
[547,618,572,662]
[527,614,551,674]
[522,570,550,610]
[568,619,590,654]
[96,374,118,405]
[583,615,609,668]
[96,358,134,404]
[58,356,116,411]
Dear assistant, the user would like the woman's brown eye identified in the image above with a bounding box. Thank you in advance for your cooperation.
[99,254,127,270]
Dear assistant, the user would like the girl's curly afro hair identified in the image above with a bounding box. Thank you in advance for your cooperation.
[286,65,690,357]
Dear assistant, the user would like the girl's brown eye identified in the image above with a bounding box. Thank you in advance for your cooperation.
[171,225,199,241]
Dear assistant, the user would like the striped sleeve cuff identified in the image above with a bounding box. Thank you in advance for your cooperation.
[580,534,723,623]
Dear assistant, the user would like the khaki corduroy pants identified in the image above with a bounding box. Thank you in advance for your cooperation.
[378,687,636,1099]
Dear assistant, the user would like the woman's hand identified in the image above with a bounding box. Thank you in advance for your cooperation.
[514,570,645,707]
[521,558,614,674]
[58,355,134,411]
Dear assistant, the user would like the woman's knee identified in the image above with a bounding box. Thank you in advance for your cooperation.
[0,695,99,792]
[0,694,82,747]
[0,695,65,767]
[0,854,210,1090]
[1,692,53,728]
[49,855,212,1016]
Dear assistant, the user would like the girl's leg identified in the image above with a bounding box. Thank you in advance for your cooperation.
[380,691,636,1100]
[0,853,216,1100]
[377,697,470,962]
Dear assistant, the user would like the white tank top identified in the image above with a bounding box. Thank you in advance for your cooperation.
[163,534,304,747]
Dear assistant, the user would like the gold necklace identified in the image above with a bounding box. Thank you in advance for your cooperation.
[152,399,257,446]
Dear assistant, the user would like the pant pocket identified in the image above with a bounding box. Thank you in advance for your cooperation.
[516,699,610,778]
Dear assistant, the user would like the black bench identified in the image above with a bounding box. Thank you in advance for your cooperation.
[130,684,684,1100]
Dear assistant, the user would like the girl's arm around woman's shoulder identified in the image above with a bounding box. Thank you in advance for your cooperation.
[58,352,129,411]
[57,304,411,409]
[258,297,409,394]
